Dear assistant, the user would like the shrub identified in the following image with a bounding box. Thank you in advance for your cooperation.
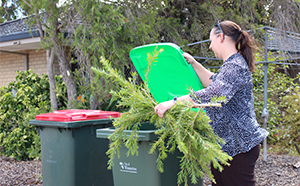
[252,55,299,144]
[0,70,66,160]
[277,86,300,154]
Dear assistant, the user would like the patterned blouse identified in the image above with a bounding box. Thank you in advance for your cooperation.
[190,53,269,157]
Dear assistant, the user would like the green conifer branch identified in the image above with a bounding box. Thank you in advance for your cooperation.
[91,48,232,185]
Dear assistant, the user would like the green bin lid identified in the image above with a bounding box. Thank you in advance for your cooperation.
[96,122,158,141]
[129,43,203,103]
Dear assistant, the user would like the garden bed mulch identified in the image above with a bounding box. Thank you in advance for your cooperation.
[0,156,42,186]
[0,152,299,186]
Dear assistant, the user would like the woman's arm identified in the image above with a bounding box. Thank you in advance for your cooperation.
[183,52,213,88]
[154,95,194,118]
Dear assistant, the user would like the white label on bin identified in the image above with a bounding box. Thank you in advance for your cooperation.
[119,162,137,174]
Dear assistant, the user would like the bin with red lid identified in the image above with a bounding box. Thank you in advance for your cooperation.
[29,109,120,186]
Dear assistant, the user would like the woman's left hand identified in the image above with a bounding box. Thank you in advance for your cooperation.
[154,100,174,118]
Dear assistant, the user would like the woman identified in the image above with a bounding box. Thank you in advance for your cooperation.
[154,20,269,186]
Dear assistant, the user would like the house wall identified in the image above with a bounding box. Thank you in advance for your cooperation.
[0,49,60,87]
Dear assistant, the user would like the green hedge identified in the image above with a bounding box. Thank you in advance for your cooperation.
[0,70,66,160]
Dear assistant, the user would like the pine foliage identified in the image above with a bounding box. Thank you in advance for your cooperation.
[91,48,232,185]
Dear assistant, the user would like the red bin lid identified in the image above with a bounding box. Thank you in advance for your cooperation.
[35,109,120,122]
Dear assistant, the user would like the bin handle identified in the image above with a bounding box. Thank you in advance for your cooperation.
[71,114,87,120]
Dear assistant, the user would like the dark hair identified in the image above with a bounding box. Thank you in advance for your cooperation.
[213,20,255,72]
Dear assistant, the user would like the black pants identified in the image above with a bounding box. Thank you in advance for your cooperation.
[211,144,260,186]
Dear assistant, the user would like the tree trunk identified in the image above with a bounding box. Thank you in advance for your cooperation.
[56,51,77,109]
[34,8,58,111]
[90,95,100,110]
[50,19,77,109]
[46,49,58,111]
[52,41,77,108]
[52,43,77,108]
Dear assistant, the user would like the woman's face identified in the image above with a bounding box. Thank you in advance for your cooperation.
[209,28,222,59]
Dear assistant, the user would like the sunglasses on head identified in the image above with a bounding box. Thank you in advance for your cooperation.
[214,21,225,40]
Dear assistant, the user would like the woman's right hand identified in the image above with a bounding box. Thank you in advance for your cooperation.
[183,52,196,65]
[154,100,174,118]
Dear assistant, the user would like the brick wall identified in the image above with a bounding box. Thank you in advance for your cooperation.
[0,49,60,87]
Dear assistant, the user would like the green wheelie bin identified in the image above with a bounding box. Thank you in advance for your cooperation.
[96,43,205,186]
[29,109,120,186]
[96,122,203,186]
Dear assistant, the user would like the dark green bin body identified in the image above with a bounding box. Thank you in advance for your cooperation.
[96,123,203,186]
[30,119,114,186]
